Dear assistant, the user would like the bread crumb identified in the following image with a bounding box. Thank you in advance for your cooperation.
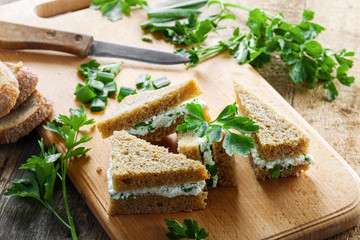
[96,167,103,173]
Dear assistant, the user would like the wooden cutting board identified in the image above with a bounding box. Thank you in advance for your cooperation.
[1,0,360,239]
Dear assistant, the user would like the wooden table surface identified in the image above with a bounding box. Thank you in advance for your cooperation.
[0,0,359,239]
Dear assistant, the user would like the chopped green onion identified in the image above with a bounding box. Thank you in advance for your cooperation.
[138,83,155,93]
[136,74,151,88]
[97,90,108,102]
[152,77,170,89]
[99,62,123,75]
[96,71,115,83]
[75,83,85,91]
[88,79,104,91]
[104,81,117,95]
[117,86,137,100]
[141,35,153,42]
[74,84,96,103]
[90,98,106,112]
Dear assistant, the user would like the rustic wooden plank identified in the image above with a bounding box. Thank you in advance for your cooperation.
[1,0,360,239]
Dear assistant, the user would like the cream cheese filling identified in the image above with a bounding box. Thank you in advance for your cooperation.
[127,98,207,136]
[250,145,313,170]
[198,137,218,187]
[107,159,205,200]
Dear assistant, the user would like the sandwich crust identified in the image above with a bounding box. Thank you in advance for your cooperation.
[110,131,209,192]
[232,79,310,160]
[98,79,204,138]
[108,192,207,215]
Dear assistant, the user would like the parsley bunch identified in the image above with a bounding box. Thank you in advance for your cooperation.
[91,0,148,22]
[176,102,259,156]
[180,2,356,101]
[165,218,209,240]
[4,106,95,240]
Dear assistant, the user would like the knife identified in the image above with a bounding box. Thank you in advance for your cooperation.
[0,21,189,65]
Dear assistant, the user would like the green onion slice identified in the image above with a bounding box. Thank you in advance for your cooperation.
[152,77,170,89]
[117,86,136,100]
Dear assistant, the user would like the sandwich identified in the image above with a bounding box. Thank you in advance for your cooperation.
[0,90,53,144]
[177,131,237,187]
[107,130,209,215]
[232,80,312,180]
[97,79,210,141]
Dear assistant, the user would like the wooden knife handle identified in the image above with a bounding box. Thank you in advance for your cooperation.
[0,21,93,57]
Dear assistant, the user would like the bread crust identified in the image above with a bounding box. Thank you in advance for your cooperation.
[0,90,53,144]
[248,152,311,181]
[98,79,204,138]
[108,192,207,215]
[0,62,19,118]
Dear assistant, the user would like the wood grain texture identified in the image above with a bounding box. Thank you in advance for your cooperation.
[0,0,360,240]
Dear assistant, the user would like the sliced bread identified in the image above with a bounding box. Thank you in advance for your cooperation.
[0,61,19,118]
[6,62,38,109]
[0,90,53,144]
[98,79,204,138]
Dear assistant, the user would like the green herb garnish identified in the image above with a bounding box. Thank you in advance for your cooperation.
[205,164,218,187]
[176,102,259,156]
[76,60,122,111]
[165,218,209,240]
[118,74,171,100]
[269,164,281,179]
[141,35,153,42]
[90,0,148,22]
[4,106,95,240]
[179,2,356,101]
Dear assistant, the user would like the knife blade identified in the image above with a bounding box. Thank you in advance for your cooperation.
[0,21,189,65]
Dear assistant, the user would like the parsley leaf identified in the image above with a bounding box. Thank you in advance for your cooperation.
[176,103,259,156]
[5,106,95,239]
[165,219,209,240]
[91,0,147,22]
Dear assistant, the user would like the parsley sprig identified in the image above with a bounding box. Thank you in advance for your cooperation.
[165,218,209,240]
[91,0,148,22]
[176,102,259,156]
[180,2,356,101]
[4,106,95,240]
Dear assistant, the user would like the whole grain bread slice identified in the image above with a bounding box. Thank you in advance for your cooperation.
[0,61,19,118]
[232,80,310,160]
[6,62,38,108]
[108,191,207,215]
[0,90,53,144]
[177,131,237,187]
[110,130,209,192]
[98,79,204,138]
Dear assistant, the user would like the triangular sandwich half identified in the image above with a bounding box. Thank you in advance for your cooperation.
[98,79,209,141]
[107,130,209,215]
[177,131,237,187]
[232,80,312,180]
